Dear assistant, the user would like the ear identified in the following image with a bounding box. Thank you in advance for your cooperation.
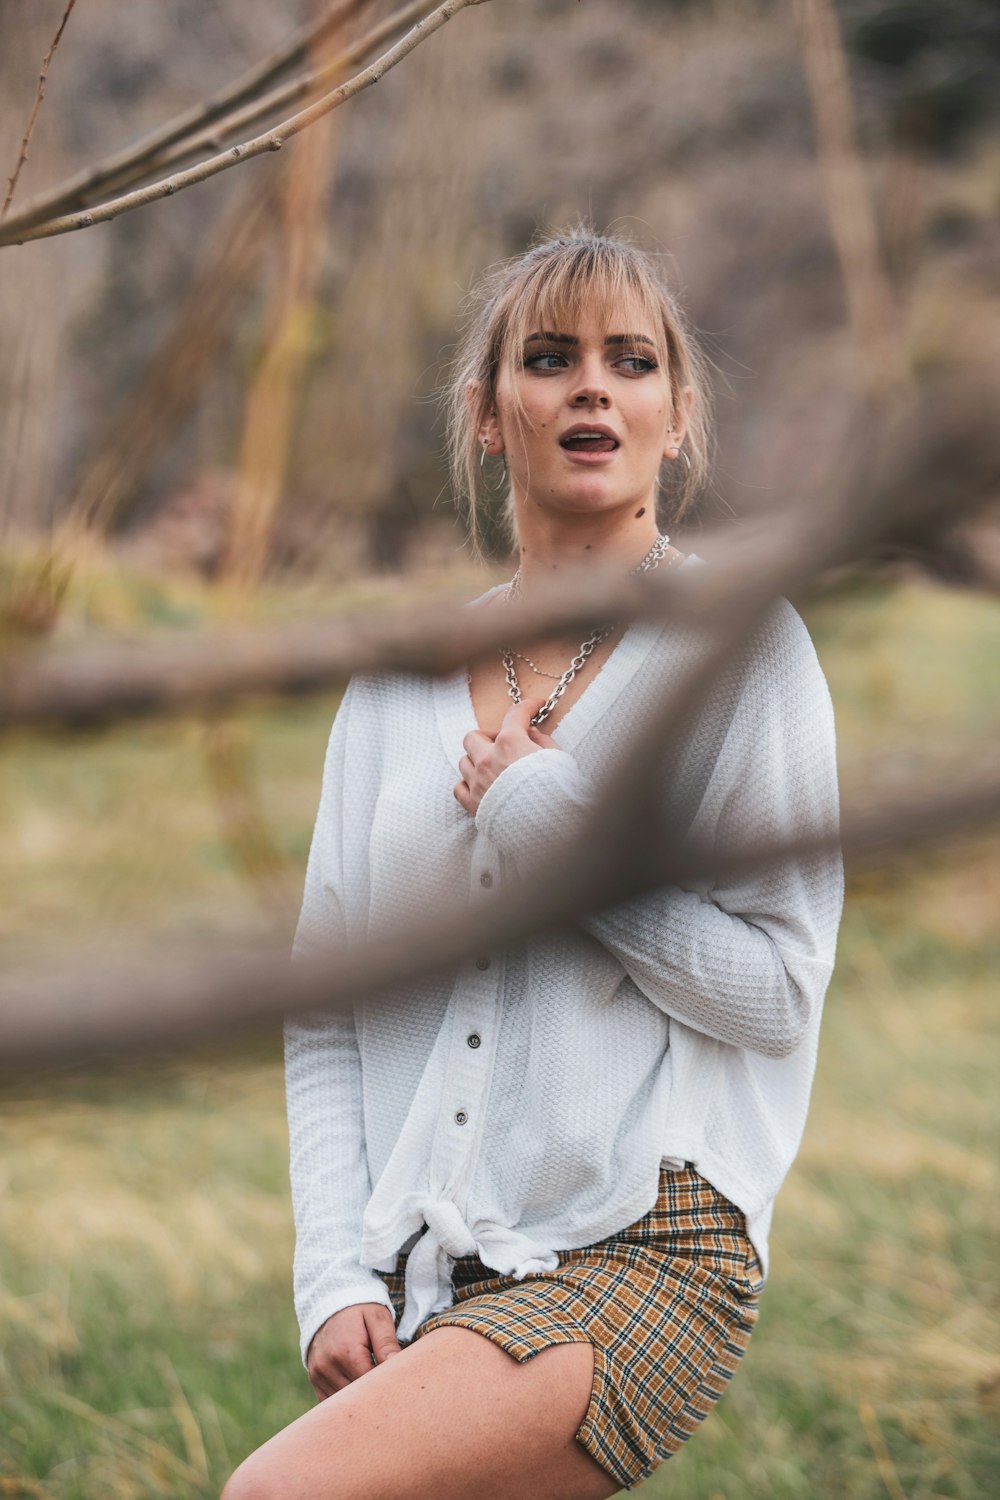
[467,379,505,456]
[664,384,695,459]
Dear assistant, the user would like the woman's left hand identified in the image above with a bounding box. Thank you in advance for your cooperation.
[454,697,559,817]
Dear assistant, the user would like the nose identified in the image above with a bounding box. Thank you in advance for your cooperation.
[570,354,611,409]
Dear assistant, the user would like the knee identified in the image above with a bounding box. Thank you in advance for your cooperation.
[220,1450,277,1500]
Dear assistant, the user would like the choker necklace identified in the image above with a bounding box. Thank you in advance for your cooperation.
[498,534,683,729]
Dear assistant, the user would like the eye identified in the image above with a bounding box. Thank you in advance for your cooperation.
[616,354,658,374]
[523,350,568,370]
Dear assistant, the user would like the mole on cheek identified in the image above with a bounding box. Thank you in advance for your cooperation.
[635,507,645,518]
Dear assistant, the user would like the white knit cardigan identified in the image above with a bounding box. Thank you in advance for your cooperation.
[286,554,845,1359]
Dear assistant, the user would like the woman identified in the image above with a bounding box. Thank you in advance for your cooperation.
[223,231,844,1499]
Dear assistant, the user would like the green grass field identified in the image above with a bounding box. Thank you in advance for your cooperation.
[0,570,997,1498]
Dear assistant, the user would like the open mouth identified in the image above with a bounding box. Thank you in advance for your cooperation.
[559,426,620,454]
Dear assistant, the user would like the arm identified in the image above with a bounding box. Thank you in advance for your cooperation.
[475,603,844,1060]
[285,676,395,1371]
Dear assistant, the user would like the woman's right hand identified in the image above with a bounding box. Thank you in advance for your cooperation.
[306,1303,402,1399]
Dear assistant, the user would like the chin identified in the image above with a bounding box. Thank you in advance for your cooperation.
[560,482,647,515]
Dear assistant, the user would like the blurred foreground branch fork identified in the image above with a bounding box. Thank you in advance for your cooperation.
[1,384,999,1069]
[0,766,996,1072]
[1,375,997,732]
[0,0,492,248]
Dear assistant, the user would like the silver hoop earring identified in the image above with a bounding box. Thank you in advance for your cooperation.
[481,447,507,492]
[680,449,691,474]
[479,442,489,470]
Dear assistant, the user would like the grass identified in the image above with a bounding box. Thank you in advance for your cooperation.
[0,567,998,1498]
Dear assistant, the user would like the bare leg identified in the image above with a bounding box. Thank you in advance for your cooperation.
[222,1324,625,1500]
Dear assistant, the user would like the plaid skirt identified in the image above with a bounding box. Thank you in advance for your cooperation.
[375,1163,764,1492]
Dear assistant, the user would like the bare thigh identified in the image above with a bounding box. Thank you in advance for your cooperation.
[221,1324,623,1500]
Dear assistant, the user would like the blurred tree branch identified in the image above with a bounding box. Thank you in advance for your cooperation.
[0,0,493,248]
[203,6,349,924]
[1,380,999,1065]
[61,182,277,543]
[793,0,908,398]
[3,373,997,732]
[1,762,996,1071]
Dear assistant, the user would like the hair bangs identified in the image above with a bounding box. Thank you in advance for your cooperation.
[496,247,672,422]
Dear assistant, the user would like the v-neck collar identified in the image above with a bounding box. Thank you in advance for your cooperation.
[433,553,706,775]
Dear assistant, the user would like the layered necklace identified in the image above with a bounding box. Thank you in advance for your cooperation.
[498,533,683,728]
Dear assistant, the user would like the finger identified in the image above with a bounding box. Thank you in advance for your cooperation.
[497,696,548,744]
[528,724,559,750]
[308,1365,336,1400]
[333,1341,378,1384]
[454,780,473,814]
[462,728,495,757]
[499,697,547,737]
[363,1306,402,1365]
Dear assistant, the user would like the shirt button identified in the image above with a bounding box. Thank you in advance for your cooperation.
[480,871,493,888]
[467,1033,481,1048]
[454,1110,468,1125]
[475,956,490,971]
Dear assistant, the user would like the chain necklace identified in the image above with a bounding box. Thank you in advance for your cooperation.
[498,534,683,728]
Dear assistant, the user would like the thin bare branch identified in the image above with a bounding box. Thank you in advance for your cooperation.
[101,0,439,207]
[2,0,79,218]
[0,0,491,248]
[3,0,440,238]
[0,0,374,233]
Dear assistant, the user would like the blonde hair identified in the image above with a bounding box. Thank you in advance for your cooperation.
[445,228,714,559]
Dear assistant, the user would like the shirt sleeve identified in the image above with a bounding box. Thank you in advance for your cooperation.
[285,676,395,1369]
[475,601,845,1061]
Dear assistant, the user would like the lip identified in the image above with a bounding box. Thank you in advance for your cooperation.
[558,422,621,464]
[559,423,621,445]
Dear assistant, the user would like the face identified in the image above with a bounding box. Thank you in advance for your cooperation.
[483,302,690,524]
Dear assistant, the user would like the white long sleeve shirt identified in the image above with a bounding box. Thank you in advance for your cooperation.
[285,554,844,1360]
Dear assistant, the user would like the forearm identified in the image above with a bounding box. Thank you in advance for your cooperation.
[285,1011,394,1366]
[578,876,836,1058]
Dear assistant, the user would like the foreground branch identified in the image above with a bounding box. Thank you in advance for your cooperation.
[0,763,995,1073]
[1,382,998,1067]
[0,554,750,732]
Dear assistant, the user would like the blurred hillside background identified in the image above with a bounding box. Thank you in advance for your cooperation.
[0,0,998,1496]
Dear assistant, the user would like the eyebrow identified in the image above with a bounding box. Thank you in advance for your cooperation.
[524,331,658,350]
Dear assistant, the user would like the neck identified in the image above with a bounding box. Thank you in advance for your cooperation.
[510,509,662,596]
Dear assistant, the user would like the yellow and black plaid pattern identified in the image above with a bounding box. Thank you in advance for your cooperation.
[376,1165,764,1491]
